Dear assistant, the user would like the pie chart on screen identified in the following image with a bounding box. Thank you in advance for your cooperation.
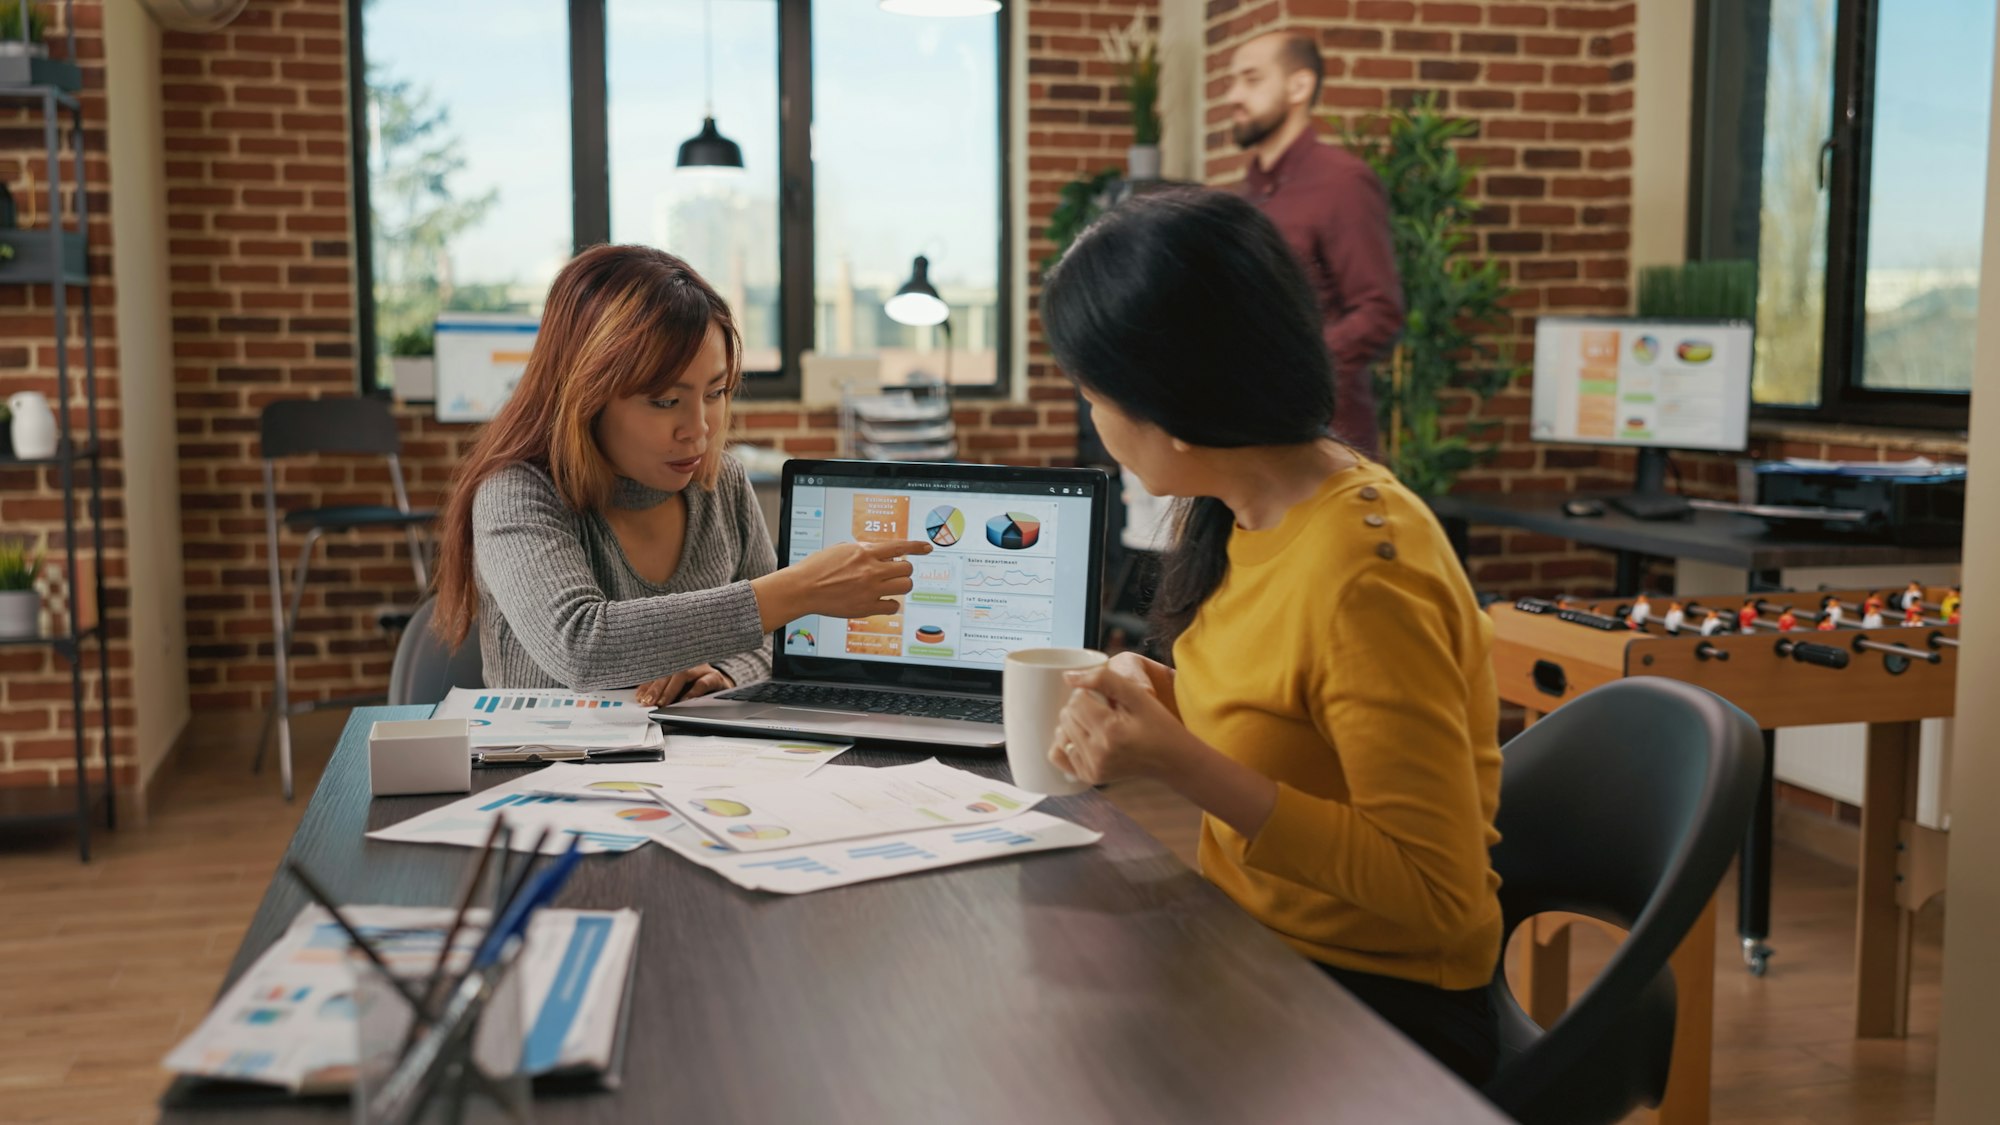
[984,512,1042,550]
[925,505,966,547]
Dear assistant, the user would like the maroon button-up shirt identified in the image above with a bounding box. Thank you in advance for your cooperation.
[1242,128,1405,459]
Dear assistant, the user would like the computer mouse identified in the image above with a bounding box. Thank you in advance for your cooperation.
[1563,499,1606,518]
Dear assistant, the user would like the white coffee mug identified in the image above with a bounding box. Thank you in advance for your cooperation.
[1003,647,1107,796]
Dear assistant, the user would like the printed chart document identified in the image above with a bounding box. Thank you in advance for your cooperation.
[651,759,1045,853]
[648,806,1102,893]
[526,735,849,796]
[164,905,640,1094]
[367,770,666,855]
[434,688,661,754]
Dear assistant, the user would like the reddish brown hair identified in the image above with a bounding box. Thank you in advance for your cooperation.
[431,244,741,647]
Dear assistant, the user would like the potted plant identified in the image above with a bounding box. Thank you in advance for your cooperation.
[1102,15,1161,181]
[0,536,40,637]
[387,325,435,402]
[1344,95,1521,501]
[0,1,48,57]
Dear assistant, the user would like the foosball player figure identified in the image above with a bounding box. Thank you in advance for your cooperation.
[1699,609,1727,636]
[1738,598,1760,634]
[1861,593,1886,630]
[1663,601,1686,635]
[1901,580,1925,612]
[1817,596,1843,631]
[1942,587,1962,622]
[1776,607,1799,632]
[1627,593,1652,629]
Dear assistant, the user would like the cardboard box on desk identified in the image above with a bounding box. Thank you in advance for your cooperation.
[369,718,472,797]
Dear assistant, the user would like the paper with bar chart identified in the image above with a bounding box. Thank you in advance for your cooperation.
[649,760,1047,853]
[366,769,659,855]
[524,735,851,797]
[645,809,1101,894]
[434,687,660,751]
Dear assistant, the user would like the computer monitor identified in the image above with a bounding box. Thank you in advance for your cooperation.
[1530,316,1755,496]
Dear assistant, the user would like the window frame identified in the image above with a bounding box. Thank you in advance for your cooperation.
[350,0,1013,403]
[1690,0,1974,431]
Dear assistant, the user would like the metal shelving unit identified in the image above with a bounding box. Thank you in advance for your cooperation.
[1,20,116,860]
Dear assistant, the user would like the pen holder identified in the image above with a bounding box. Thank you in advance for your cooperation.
[350,943,532,1125]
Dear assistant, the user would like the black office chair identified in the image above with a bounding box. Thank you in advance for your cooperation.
[1481,677,1764,1125]
[256,397,436,799]
[388,598,485,707]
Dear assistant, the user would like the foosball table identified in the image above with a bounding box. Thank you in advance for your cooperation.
[1488,585,1961,1125]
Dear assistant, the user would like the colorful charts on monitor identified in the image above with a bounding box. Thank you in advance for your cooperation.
[984,512,1042,550]
[925,505,966,547]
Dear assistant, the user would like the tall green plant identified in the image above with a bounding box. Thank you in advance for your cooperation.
[1636,260,1757,320]
[1344,96,1520,498]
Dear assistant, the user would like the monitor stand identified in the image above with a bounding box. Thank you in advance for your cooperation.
[1610,448,1693,521]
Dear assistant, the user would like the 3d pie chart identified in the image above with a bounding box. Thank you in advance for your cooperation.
[1676,340,1714,363]
[728,824,791,841]
[612,806,672,821]
[693,798,752,818]
[984,512,1043,550]
[925,505,966,547]
[586,780,660,792]
[915,625,947,644]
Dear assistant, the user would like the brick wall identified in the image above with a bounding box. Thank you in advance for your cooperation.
[156,0,1153,715]
[1203,0,1639,595]
[0,1,133,791]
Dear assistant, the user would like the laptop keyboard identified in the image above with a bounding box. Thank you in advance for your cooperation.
[723,681,1003,725]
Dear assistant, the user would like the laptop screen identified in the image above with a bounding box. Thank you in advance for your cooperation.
[779,465,1103,680]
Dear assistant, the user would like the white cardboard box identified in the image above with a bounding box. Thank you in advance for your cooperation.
[369,718,472,797]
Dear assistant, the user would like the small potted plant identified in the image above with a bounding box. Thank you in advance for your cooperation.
[1101,14,1161,181]
[388,325,436,401]
[0,1,49,57]
[0,536,41,637]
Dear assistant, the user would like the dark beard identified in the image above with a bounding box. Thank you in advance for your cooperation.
[1231,108,1286,150]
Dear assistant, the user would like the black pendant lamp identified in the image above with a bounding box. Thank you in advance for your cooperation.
[677,0,743,173]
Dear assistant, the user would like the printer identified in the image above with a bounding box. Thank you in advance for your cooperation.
[1751,459,1966,545]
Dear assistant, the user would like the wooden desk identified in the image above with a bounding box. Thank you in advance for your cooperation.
[160,708,1508,1124]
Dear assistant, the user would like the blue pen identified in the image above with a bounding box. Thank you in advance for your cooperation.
[472,835,584,969]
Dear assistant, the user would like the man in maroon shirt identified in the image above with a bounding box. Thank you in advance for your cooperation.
[1227,31,1404,458]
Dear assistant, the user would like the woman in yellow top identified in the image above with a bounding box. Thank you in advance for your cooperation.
[1042,188,1502,1084]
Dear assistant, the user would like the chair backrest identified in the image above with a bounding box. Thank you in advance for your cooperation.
[388,599,486,707]
[1481,676,1764,1125]
[260,397,403,460]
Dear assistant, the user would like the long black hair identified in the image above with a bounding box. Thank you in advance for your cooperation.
[1041,187,1337,649]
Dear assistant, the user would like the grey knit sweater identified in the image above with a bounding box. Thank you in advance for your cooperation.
[472,457,776,691]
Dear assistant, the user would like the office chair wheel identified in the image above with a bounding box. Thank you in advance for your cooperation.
[1742,937,1774,976]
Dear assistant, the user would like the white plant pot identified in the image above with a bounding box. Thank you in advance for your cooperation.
[1126,144,1162,182]
[0,41,47,58]
[390,356,436,403]
[0,589,39,637]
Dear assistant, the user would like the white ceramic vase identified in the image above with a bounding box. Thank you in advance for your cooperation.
[1126,144,1162,181]
[0,590,38,637]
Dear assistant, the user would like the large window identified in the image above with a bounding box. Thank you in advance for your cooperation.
[352,0,1010,399]
[1693,0,1990,427]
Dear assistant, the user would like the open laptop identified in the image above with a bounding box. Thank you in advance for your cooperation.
[661,458,1110,748]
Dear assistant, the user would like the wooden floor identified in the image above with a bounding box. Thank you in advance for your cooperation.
[0,722,1945,1124]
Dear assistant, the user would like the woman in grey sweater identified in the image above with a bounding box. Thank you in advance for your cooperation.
[431,245,930,704]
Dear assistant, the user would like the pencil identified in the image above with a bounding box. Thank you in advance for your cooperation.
[286,862,427,1012]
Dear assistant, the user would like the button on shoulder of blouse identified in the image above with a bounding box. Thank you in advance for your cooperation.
[1364,513,1386,528]
[1375,541,1397,561]
[1358,485,1380,501]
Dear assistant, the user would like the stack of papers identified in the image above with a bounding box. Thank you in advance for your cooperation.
[434,688,662,763]
[369,734,853,856]
[164,905,640,1094]
[369,735,1102,893]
